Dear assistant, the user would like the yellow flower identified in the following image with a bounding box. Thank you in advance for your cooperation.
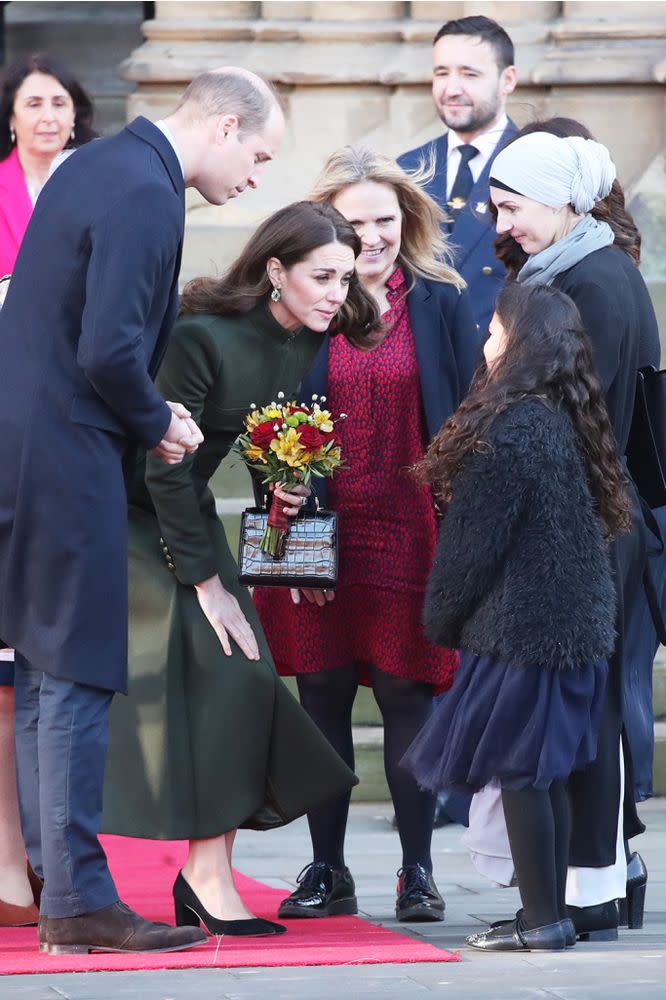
[244,445,268,463]
[270,427,305,468]
[312,406,334,432]
[263,407,282,420]
[246,409,262,430]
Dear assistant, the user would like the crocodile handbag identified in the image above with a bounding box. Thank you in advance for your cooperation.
[238,507,338,588]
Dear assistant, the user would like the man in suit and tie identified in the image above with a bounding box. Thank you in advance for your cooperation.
[0,67,284,955]
[399,16,518,336]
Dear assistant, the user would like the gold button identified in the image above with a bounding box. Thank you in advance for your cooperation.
[481,266,493,276]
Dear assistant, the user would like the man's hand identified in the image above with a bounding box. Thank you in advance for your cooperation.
[152,401,204,465]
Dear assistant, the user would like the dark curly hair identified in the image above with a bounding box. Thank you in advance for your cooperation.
[490,117,641,278]
[0,53,97,161]
[180,200,381,347]
[416,282,631,539]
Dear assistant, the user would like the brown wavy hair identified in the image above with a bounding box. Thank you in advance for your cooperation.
[490,117,641,278]
[416,282,631,539]
[179,200,381,345]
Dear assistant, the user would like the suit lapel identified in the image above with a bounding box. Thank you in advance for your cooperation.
[408,279,443,440]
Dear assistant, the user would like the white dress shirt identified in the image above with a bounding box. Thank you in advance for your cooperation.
[445,113,509,200]
[155,120,185,179]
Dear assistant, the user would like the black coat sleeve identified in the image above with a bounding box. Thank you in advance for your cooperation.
[145,317,223,586]
[423,425,532,649]
[77,183,181,449]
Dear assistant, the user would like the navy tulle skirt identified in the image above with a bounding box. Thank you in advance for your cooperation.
[402,650,608,792]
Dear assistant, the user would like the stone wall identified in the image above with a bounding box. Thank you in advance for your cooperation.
[122,1,666,333]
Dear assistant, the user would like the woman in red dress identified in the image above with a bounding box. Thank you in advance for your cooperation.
[255,148,482,922]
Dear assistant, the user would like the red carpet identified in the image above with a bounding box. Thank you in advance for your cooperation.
[0,836,459,974]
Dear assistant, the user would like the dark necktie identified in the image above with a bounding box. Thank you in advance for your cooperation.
[448,144,479,213]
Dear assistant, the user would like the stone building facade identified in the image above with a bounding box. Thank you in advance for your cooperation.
[122,1,666,324]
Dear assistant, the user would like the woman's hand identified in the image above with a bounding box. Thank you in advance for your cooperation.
[195,574,260,660]
[271,481,310,518]
[290,588,335,607]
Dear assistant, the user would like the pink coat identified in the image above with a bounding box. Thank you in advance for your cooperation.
[0,147,33,277]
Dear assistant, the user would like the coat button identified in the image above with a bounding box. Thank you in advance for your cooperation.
[481,266,493,276]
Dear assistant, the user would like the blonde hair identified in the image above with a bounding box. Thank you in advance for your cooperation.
[309,146,465,292]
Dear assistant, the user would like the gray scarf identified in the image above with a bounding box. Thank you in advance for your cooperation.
[517,215,615,286]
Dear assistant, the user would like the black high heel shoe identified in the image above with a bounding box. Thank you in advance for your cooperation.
[173,872,286,937]
[567,900,619,941]
[618,852,647,929]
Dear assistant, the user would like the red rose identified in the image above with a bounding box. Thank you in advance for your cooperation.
[288,405,309,415]
[297,424,326,449]
[250,420,278,449]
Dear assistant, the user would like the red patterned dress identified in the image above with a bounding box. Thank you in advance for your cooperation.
[254,269,458,692]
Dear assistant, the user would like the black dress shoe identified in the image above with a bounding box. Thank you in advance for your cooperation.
[39,900,207,954]
[619,852,647,929]
[395,864,444,922]
[277,862,357,919]
[567,900,619,941]
[173,872,285,937]
[467,916,569,952]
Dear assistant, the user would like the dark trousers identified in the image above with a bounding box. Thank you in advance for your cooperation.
[13,653,119,917]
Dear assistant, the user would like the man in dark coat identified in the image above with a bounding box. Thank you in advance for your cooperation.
[398,15,518,337]
[0,67,284,954]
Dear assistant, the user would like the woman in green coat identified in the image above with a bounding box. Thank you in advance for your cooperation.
[102,201,379,937]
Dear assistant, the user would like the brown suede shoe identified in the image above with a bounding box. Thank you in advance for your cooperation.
[0,897,39,927]
[39,901,207,954]
[0,860,41,926]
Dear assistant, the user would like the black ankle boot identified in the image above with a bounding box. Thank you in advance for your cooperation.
[277,862,357,919]
[567,900,619,941]
[395,864,445,922]
[618,852,647,929]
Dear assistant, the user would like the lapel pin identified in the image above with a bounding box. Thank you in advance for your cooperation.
[475,201,487,213]
[447,196,466,211]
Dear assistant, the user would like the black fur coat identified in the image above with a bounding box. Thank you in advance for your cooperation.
[424,399,617,670]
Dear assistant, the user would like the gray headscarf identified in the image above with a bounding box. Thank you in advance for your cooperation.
[490,132,616,214]
[489,132,617,285]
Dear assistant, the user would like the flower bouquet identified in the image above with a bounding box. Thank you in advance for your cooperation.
[235,392,346,558]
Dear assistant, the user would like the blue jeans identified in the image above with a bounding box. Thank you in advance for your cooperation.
[13,654,119,917]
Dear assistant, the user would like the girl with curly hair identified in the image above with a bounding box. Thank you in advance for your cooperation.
[403,281,630,952]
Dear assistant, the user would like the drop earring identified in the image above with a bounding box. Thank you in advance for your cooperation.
[10,127,15,144]
[270,287,281,302]
[70,126,76,141]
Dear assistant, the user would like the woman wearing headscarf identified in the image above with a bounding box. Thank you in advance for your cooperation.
[488,131,661,940]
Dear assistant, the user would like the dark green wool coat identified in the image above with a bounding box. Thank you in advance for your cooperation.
[102,303,357,839]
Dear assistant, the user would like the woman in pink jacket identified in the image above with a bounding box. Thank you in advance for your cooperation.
[0,52,95,276]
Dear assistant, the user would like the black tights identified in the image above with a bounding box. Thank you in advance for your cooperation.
[501,781,570,928]
[297,665,436,871]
